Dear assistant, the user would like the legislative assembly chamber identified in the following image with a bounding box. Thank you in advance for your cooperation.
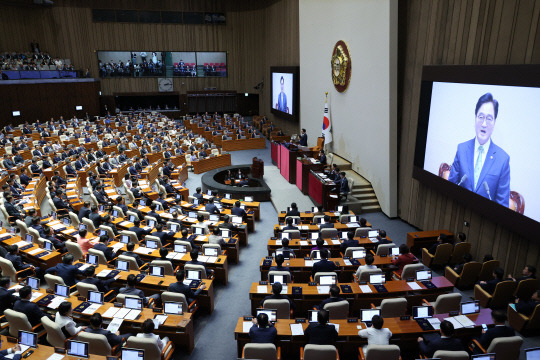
[1,1,540,360]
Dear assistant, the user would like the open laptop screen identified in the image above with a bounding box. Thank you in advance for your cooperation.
[67,340,89,358]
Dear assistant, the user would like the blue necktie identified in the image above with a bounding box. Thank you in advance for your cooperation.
[474,145,484,189]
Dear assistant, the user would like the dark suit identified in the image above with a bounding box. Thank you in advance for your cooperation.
[299,133,308,146]
[249,324,277,343]
[340,239,359,254]
[81,277,115,293]
[205,203,220,214]
[0,288,18,315]
[478,325,515,349]
[53,196,71,211]
[304,323,338,345]
[45,263,83,286]
[285,209,301,217]
[319,223,334,229]
[84,328,125,347]
[119,286,147,306]
[13,299,51,326]
[94,243,114,261]
[0,348,21,360]
[93,191,108,204]
[419,336,464,358]
[168,282,203,303]
[4,202,21,217]
[19,174,31,186]
[231,207,247,219]
[318,296,345,310]
[79,206,91,221]
[89,212,102,228]
[480,278,503,294]
[448,139,510,206]
[312,259,337,277]
[153,231,175,243]
[5,253,31,271]
[122,251,143,267]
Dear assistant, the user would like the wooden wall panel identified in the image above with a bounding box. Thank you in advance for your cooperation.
[399,0,540,275]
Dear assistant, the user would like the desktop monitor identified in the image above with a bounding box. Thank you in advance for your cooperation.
[55,283,69,297]
[88,291,104,304]
[280,232,289,240]
[188,211,197,219]
[256,309,277,323]
[275,249,291,260]
[121,348,144,360]
[99,230,107,237]
[117,260,129,271]
[147,220,156,228]
[412,306,434,319]
[86,254,99,265]
[460,301,480,315]
[112,210,119,218]
[308,310,318,322]
[245,196,253,202]
[368,230,379,238]
[186,270,201,280]
[27,277,40,290]
[390,247,400,256]
[124,297,143,310]
[340,232,348,239]
[193,199,199,205]
[146,239,158,249]
[63,217,71,226]
[369,274,386,285]
[163,301,183,315]
[204,247,218,256]
[349,216,358,223]
[360,309,381,323]
[351,249,366,259]
[415,270,433,281]
[18,330,37,348]
[319,275,336,286]
[149,266,165,277]
[225,193,232,199]
[336,205,348,213]
[67,340,89,358]
[269,274,287,285]
[129,215,136,222]
[139,199,146,206]
[526,348,540,360]
[311,250,321,260]
[312,207,319,213]
[174,244,187,253]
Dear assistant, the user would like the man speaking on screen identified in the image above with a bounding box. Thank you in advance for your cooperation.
[448,93,510,207]
[276,76,288,113]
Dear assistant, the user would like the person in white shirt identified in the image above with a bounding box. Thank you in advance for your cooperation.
[355,253,378,280]
[358,315,392,353]
[136,319,169,351]
[55,301,86,336]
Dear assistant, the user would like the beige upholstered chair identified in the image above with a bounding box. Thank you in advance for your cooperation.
[422,243,453,267]
[375,244,397,256]
[268,270,292,284]
[358,268,383,283]
[117,255,141,271]
[471,336,522,359]
[432,350,469,360]
[77,332,115,356]
[323,300,349,319]
[263,299,291,319]
[313,272,338,284]
[301,344,339,360]
[120,230,139,245]
[126,336,175,360]
[445,262,482,289]
[0,257,31,282]
[42,316,69,348]
[161,291,193,313]
[4,309,44,338]
[44,273,67,288]
[359,344,400,360]
[320,228,338,239]
[65,241,84,262]
[242,343,281,360]
[427,293,462,314]
[474,280,516,308]
[88,248,109,265]
[399,264,425,280]
[375,298,407,318]
[150,260,175,276]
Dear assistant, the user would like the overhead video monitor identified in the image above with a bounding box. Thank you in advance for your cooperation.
[270,66,300,121]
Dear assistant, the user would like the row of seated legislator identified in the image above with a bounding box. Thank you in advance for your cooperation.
[232,206,532,360]
[0,183,262,358]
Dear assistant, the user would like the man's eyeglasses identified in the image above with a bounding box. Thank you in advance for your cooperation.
[476,113,495,123]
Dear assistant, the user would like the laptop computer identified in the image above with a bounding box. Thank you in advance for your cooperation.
[27,277,40,290]
[221,229,230,238]
[415,269,435,289]
[163,301,183,315]
[43,240,53,252]
[88,290,104,304]
[361,309,381,326]
[319,275,337,286]
[120,235,130,244]
[308,309,319,322]
[460,300,480,315]
[169,223,179,232]
[149,265,165,277]
[390,247,400,256]
[124,297,143,310]
[368,229,379,239]
[204,247,218,256]
[209,214,220,222]
[121,348,144,360]
[174,244,187,253]
[116,260,129,271]
[412,305,434,319]
[67,340,89,358]
[369,274,387,292]
[471,354,496,360]
[18,330,37,348]
[274,249,291,260]
[146,239,158,249]
[269,274,287,285]
[193,227,204,235]
[245,196,253,202]
[186,269,202,287]
[256,309,277,324]
[351,249,366,259]
[55,283,69,297]
[86,253,99,265]
[232,216,242,224]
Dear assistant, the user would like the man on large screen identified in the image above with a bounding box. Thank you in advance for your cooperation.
[276,76,288,113]
[448,93,510,206]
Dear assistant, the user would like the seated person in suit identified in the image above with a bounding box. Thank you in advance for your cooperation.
[375,230,392,249]
[478,267,504,294]
[152,223,175,244]
[516,290,540,317]
[129,220,151,241]
[119,274,159,307]
[340,231,358,254]
[6,245,40,278]
[358,315,392,353]
[192,214,209,234]
[204,199,220,215]
[122,242,144,267]
[168,270,206,304]
[208,227,226,253]
[418,320,464,357]
[285,202,301,217]
[0,345,21,360]
[147,203,163,224]
[13,285,52,326]
[312,248,337,277]
[89,205,103,228]
[193,187,204,200]
[78,201,91,221]
[0,276,18,315]
[391,244,416,277]
[81,266,118,294]
[249,312,277,344]
[177,228,197,250]
[115,197,129,216]
[231,201,247,220]
[454,231,467,245]
[102,215,119,236]
[317,285,344,310]
[355,254,377,280]
[93,185,109,205]
[93,235,115,261]
[4,195,22,219]
[473,309,515,351]
[260,282,295,311]
[45,254,83,287]
[218,215,236,231]
[427,233,449,255]
[305,309,338,345]
[311,238,326,252]
[269,254,290,274]
[282,217,298,231]
[276,238,296,258]
[85,313,132,347]
[508,265,536,283]
[137,319,170,352]
[75,229,95,255]
[55,301,85,337]
[319,214,334,229]
[453,253,473,275]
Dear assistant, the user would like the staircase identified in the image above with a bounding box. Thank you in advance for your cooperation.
[330,154,381,213]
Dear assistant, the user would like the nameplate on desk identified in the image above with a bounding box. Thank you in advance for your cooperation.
[153,307,162,313]
[400,316,411,320]
[271,237,277,240]
[20,244,33,251]
[55,347,66,354]
[259,281,268,285]
[114,302,123,307]
[243,316,253,321]
[358,281,367,285]
[449,310,459,317]
[347,318,358,323]
[308,282,316,286]
[295,318,306,323]
[406,277,415,282]
[35,251,49,258]
[380,254,387,258]
[78,296,86,301]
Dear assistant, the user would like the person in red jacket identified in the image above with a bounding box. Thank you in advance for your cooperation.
[391,244,416,277]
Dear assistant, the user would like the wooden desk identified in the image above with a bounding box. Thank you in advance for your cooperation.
[234,309,492,358]
[0,335,108,359]
[267,237,387,258]
[407,230,454,256]
[192,154,232,174]
[0,230,62,268]
[248,276,454,316]
[296,158,325,195]
[277,211,361,225]
[110,162,129,187]
[221,137,266,151]
[309,170,339,211]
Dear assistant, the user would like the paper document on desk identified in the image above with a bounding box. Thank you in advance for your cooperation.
[331,239,341,245]
[28,248,43,255]
[206,256,218,263]
[304,260,314,267]
[106,318,124,333]
[135,247,153,255]
[47,296,66,309]
[290,323,304,336]
[275,240,282,246]
[113,308,131,319]
[174,253,186,260]
[359,285,372,293]
[243,322,253,333]
[78,263,90,271]
[14,241,30,248]
[369,238,379,243]
[427,318,441,330]
[198,255,210,263]
[444,316,464,329]
[153,315,168,329]
[299,240,309,246]
[44,353,64,360]
[257,285,268,293]
[196,235,206,241]
[317,286,330,294]
[124,309,141,320]
[119,221,131,227]
[453,315,476,328]
[97,269,112,277]
[328,323,340,333]
[183,279,192,286]
[166,252,178,259]
[407,282,422,290]
[346,223,360,228]
[102,307,121,318]
[300,226,309,230]
[82,303,101,314]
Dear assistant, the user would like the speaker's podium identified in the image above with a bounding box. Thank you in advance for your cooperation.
[251,157,264,178]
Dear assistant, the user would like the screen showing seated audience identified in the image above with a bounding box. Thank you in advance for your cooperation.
[272,72,294,115]
[415,75,540,231]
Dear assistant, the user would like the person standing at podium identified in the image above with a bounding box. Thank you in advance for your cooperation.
[299,128,308,146]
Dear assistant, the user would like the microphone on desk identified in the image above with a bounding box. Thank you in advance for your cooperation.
[483,181,492,201]
[457,174,468,186]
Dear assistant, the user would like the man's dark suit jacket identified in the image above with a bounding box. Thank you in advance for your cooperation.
[419,336,464,357]
[79,206,91,221]
[299,133,308,147]
[45,263,83,286]
[312,259,337,277]
[122,251,143,267]
[480,278,503,294]
[89,212,102,228]
[13,299,51,326]
[478,325,515,349]
[340,239,359,254]
[249,324,277,343]
[168,282,203,302]
[85,327,123,347]
[53,196,70,210]
[318,296,345,310]
[304,323,338,345]
[5,202,21,217]
[81,277,115,293]
[285,209,301,217]
[5,253,30,271]
[93,243,114,261]
[319,222,334,229]
[0,288,18,315]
